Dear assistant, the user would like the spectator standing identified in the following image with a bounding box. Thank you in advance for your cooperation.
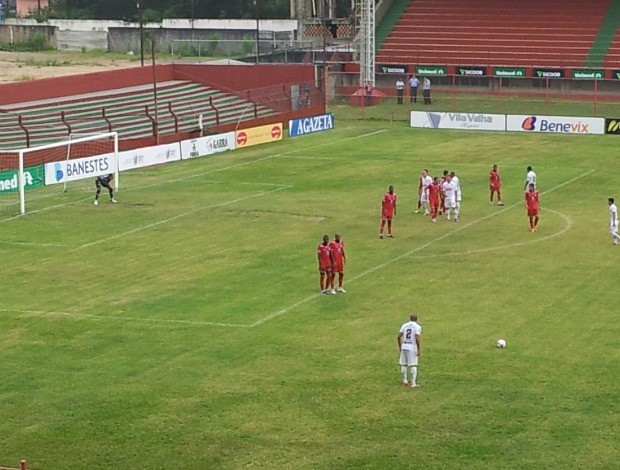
[396,77,405,104]
[423,77,432,105]
[364,82,373,107]
[408,74,420,103]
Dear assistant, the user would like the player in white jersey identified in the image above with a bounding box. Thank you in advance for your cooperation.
[397,314,421,387]
[524,166,537,190]
[441,175,457,221]
[608,198,620,245]
[450,171,461,221]
[417,170,433,215]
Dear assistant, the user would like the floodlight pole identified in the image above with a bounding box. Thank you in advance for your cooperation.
[357,0,375,87]
[255,0,260,63]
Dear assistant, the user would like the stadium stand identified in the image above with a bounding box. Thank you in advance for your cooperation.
[603,29,620,68]
[0,80,277,150]
[377,0,613,67]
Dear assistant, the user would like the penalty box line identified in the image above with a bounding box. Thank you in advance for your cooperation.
[250,169,595,328]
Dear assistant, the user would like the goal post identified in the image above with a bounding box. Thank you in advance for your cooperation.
[16,131,119,215]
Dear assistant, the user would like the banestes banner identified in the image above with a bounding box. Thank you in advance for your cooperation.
[44,153,116,185]
[235,123,283,148]
[289,113,335,138]
[410,111,505,131]
[0,165,44,193]
[180,132,235,159]
[507,115,605,135]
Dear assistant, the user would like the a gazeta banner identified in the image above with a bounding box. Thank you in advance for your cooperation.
[288,113,335,138]
[235,123,283,148]
[0,165,45,193]
[180,131,235,160]
[44,153,117,185]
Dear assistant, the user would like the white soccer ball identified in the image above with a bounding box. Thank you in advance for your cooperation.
[496,339,506,348]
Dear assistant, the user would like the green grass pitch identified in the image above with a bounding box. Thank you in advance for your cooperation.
[1,112,619,469]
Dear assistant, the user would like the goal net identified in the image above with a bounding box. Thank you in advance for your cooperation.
[0,132,118,216]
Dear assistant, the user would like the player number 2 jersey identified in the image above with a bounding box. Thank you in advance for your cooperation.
[399,321,421,351]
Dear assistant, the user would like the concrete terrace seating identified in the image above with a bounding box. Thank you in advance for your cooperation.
[377,0,611,67]
[603,29,620,68]
[0,80,277,150]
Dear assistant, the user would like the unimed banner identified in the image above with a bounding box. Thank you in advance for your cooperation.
[506,115,605,135]
[410,111,506,131]
[235,123,283,148]
[180,132,236,160]
[118,143,181,172]
[45,153,117,185]
[0,165,44,193]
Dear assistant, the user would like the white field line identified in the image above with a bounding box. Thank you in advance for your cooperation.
[0,240,73,247]
[250,170,594,328]
[0,128,384,223]
[0,308,249,328]
[78,186,288,249]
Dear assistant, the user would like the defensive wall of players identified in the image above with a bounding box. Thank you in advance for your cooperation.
[0,113,336,194]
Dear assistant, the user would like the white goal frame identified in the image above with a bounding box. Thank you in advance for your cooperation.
[18,131,119,215]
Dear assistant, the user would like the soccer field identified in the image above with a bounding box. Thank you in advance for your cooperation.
[1,116,619,469]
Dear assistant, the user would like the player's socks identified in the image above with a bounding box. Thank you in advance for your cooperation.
[410,366,418,386]
[401,366,408,384]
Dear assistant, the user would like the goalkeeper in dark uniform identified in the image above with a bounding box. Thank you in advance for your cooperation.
[94,173,117,206]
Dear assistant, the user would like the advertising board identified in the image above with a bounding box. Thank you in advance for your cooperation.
[0,166,44,193]
[180,132,235,160]
[235,123,283,148]
[410,111,506,131]
[605,118,620,135]
[506,115,605,135]
[44,152,117,185]
[288,113,335,138]
[118,143,181,172]
[377,64,407,74]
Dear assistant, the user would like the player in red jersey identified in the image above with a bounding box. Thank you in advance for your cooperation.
[489,164,503,206]
[317,234,335,294]
[380,185,397,238]
[329,233,347,293]
[428,176,441,223]
[524,183,540,232]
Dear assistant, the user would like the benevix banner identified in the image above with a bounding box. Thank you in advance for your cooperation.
[377,64,407,74]
[532,68,564,79]
[289,113,335,138]
[456,66,487,76]
[416,65,446,76]
[493,67,526,78]
[571,69,604,79]
[0,165,45,193]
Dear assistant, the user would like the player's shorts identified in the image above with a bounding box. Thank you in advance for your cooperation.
[444,197,456,209]
[610,223,619,235]
[420,191,429,204]
[399,349,418,366]
[490,184,501,191]
[456,190,462,202]
[429,199,439,207]
[333,262,344,274]
[527,207,539,217]
[382,211,394,220]
[319,264,332,273]
[96,180,111,189]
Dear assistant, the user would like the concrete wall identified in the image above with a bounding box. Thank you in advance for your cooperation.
[57,30,108,51]
[0,23,55,45]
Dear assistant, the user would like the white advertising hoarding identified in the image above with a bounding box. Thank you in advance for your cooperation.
[44,152,116,185]
[118,142,182,171]
[506,115,605,135]
[410,111,506,131]
[180,132,236,160]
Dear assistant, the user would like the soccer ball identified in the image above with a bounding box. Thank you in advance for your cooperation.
[496,339,507,348]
